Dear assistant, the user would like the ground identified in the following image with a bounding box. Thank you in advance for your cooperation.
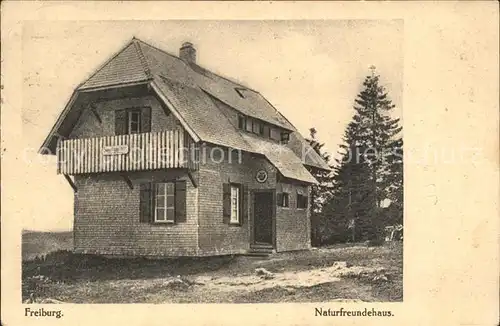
[22,231,403,303]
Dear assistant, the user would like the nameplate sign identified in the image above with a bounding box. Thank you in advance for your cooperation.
[103,145,129,156]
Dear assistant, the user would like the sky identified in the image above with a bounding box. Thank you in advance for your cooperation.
[20,20,403,231]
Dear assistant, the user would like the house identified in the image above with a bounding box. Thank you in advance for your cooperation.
[39,38,330,257]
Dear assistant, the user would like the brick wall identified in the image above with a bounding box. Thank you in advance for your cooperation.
[69,96,181,139]
[275,182,311,252]
[73,170,199,256]
[70,95,198,257]
[68,94,311,256]
[197,144,278,255]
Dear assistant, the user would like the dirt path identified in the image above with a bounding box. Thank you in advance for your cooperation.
[23,243,403,303]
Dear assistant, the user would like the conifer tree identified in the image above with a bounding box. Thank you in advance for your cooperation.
[353,71,402,208]
[306,127,333,213]
[326,70,403,242]
[305,127,333,245]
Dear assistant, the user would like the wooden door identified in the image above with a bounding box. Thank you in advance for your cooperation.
[253,192,274,244]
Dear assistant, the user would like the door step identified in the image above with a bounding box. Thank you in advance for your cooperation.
[246,243,275,257]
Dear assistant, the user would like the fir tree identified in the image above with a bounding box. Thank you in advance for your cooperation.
[384,137,404,225]
[305,127,333,213]
[352,72,402,208]
[305,127,333,245]
[327,70,403,242]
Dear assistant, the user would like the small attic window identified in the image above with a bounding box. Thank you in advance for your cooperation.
[234,87,246,99]
[280,131,290,144]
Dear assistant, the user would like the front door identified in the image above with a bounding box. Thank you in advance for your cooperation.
[253,192,274,245]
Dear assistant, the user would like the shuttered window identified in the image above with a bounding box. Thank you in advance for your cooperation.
[155,183,175,223]
[139,180,186,224]
[223,183,247,226]
[128,109,141,134]
[230,185,240,224]
[115,107,151,135]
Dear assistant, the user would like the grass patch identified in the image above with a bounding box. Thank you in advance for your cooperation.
[22,241,403,303]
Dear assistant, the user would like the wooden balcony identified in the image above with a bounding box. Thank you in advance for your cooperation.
[57,130,197,175]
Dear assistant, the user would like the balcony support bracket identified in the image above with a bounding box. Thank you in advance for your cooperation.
[63,174,77,193]
[120,173,134,190]
[187,170,198,188]
[89,104,102,124]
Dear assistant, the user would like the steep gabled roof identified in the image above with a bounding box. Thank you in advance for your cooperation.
[41,38,330,184]
[134,39,296,131]
[79,41,152,90]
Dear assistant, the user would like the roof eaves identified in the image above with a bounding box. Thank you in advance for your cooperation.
[77,79,152,92]
[39,90,80,154]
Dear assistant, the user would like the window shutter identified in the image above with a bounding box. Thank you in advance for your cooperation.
[175,180,187,223]
[276,193,283,207]
[240,184,248,225]
[139,183,153,223]
[141,107,151,133]
[115,109,127,135]
[222,183,231,223]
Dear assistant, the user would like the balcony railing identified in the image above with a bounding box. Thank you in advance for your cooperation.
[57,130,197,175]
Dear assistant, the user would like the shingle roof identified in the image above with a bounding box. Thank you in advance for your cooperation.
[42,38,330,183]
[240,134,318,184]
[135,40,296,131]
[287,132,332,170]
[153,75,254,152]
[79,41,151,90]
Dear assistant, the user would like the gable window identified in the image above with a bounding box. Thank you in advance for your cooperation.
[154,182,175,223]
[277,192,290,208]
[230,185,240,224]
[115,107,151,136]
[128,109,141,134]
[297,193,308,209]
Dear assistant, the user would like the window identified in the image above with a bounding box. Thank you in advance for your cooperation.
[297,194,308,209]
[238,115,246,129]
[262,125,270,138]
[277,192,289,208]
[252,121,261,134]
[223,183,244,225]
[230,185,240,224]
[128,109,141,134]
[154,182,175,223]
[115,107,151,135]
[245,119,253,132]
[280,132,290,144]
[270,128,281,141]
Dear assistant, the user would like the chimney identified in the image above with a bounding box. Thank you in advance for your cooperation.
[179,42,196,64]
